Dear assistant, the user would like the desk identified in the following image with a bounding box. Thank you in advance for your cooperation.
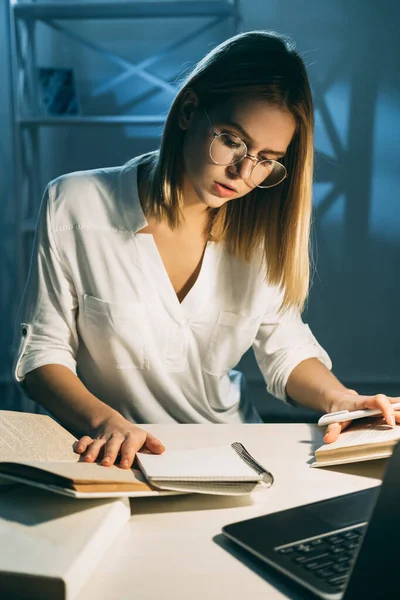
[77,424,384,600]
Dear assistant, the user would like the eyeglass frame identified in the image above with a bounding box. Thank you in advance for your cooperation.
[203,108,288,189]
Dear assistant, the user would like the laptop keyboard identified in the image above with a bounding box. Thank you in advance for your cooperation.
[275,524,366,592]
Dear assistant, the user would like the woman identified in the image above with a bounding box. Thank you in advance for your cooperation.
[13,30,398,469]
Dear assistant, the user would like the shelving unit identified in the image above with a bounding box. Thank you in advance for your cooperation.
[5,0,240,406]
[8,0,239,281]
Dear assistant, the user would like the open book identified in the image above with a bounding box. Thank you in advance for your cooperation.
[0,411,263,498]
[312,416,400,467]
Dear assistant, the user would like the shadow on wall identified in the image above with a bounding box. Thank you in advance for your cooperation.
[307,226,400,383]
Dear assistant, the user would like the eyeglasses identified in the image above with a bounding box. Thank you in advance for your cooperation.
[204,109,288,189]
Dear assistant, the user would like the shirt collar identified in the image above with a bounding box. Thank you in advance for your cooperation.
[119,154,149,233]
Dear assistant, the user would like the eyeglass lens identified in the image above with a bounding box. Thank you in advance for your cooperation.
[210,133,286,188]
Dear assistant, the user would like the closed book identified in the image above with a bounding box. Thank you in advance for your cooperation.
[0,484,130,599]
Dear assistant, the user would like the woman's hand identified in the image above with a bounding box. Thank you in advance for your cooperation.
[74,414,165,469]
[324,390,400,444]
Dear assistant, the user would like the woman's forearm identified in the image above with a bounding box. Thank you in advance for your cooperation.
[24,364,122,437]
[285,358,352,414]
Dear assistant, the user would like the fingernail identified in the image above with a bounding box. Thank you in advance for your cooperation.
[389,415,396,427]
[121,460,129,468]
[77,445,83,452]
[102,457,111,465]
[84,454,92,460]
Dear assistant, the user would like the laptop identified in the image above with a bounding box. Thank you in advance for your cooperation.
[222,440,400,599]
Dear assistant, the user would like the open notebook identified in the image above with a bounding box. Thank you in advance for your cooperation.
[0,411,265,498]
[135,445,265,495]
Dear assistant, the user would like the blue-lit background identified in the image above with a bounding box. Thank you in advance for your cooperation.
[0,0,398,418]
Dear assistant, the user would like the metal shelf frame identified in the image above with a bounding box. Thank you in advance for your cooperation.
[8,0,240,279]
[4,0,239,405]
[13,1,237,20]
[20,115,168,126]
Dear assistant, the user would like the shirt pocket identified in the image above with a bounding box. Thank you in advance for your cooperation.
[203,310,261,377]
[83,294,148,370]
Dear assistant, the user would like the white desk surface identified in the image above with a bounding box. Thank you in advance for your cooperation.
[77,423,385,600]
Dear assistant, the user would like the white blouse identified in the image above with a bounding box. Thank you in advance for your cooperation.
[12,154,332,424]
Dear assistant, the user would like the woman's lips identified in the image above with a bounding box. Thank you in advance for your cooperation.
[213,181,237,197]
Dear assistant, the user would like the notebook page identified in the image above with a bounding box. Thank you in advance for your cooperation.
[136,445,261,481]
[155,481,259,495]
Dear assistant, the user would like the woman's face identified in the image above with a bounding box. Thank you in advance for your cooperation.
[181,95,297,209]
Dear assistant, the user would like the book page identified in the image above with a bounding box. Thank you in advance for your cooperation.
[3,460,150,486]
[0,411,78,462]
[316,417,400,454]
[136,445,261,481]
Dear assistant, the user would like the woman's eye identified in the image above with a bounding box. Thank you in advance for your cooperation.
[222,136,241,149]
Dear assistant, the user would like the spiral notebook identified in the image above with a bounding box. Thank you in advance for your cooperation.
[135,445,264,495]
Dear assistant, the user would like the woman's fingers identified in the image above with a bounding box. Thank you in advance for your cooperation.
[100,434,126,467]
[83,434,165,469]
[73,421,166,468]
[324,419,353,444]
[324,395,400,444]
[103,432,165,469]
[143,433,166,454]
[119,438,141,469]
[362,394,396,427]
[74,435,93,453]
[323,422,342,444]
[81,437,107,463]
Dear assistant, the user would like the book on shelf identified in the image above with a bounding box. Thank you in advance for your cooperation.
[0,484,130,600]
[0,411,263,498]
[37,67,80,116]
[312,416,400,468]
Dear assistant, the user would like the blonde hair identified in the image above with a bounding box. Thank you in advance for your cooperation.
[139,31,315,313]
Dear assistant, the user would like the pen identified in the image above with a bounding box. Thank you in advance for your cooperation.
[317,402,400,427]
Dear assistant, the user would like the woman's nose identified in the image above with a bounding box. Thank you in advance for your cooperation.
[234,156,254,181]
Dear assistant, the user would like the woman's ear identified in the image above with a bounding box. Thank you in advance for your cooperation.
[178,89,199,130]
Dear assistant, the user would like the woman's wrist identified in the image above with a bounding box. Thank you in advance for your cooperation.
[285,359,357,414]
[89,406,126,435]
[325,388,359,414]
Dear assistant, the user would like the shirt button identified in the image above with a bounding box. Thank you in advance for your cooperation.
[21,326,28,336]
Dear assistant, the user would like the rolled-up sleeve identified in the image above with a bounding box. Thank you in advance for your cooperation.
[12,183,79,383]
[252,289,332,402]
